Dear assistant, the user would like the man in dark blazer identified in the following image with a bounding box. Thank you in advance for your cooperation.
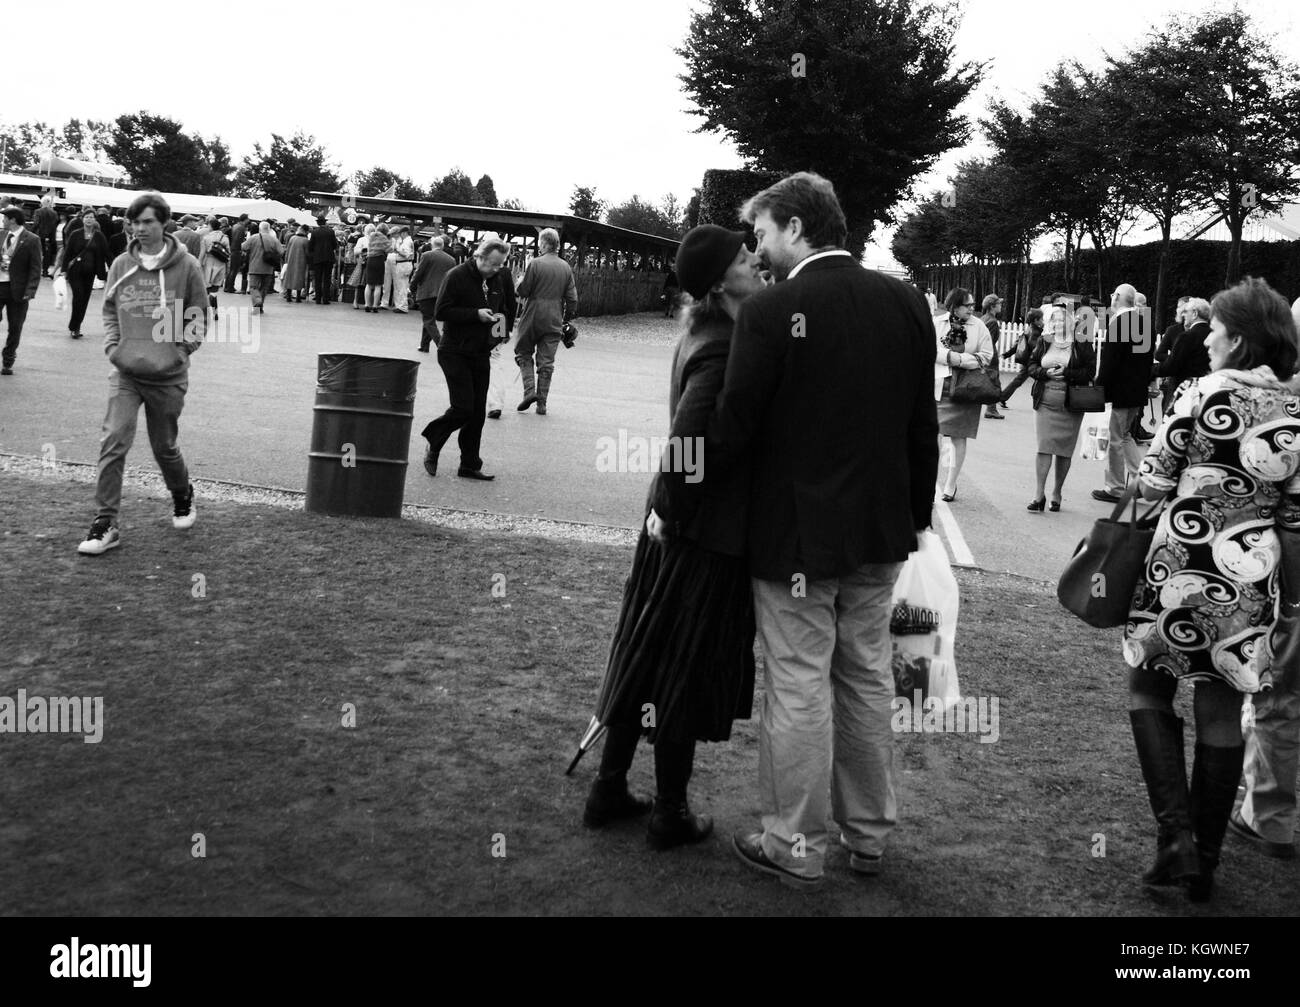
[1092,283,1155,503]
[652,172,939,888]
[307,216,339,304]
[0,206,45,375]
[412,236,457,352]
[32,195,59,275]
[225,215,248,293]
[1153,296,1210,413]
[420,237,513,479]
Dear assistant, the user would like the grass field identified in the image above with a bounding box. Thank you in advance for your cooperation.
[1,470,1295,916]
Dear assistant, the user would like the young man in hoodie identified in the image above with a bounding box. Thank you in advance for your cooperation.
[78,192,207,556]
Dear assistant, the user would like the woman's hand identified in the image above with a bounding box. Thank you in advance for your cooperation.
[646,509,671,542]
[476,308,496,323]
[1047,365,1064,377]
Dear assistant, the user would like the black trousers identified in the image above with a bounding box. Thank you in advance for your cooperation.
[41,235,55,271]
[68,271,96,333]
[599,723,696,801]
[422,349,489,471]
[311,261,332,303]
[0,284,29,367]
[417,298,440,350]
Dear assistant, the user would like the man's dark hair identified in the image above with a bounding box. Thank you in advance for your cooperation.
[317,215,326,226]
[1211,276,1300,379]
[239,213,249,222]
[739,171,847,249]
[126,191,171,224]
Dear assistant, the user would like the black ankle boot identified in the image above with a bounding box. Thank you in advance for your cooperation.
[1188,742,1246,903]
[647,796,713,851]
[1129,709,1200,886]
[584,776,652,828]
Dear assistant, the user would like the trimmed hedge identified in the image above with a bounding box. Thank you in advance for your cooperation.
[698,168,783,230]
[919,237,1300,325]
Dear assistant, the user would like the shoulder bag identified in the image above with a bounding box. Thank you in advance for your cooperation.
[1057,484,1163,628]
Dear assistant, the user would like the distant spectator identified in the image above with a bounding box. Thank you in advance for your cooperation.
[199,215,230,317]
[58,211,111,340]
[0,206,44,375]
[283,225,310,302]
[1153,297,1210,413]
[364,223,391,312]
[174,215,202,258]
[1091,282,1153,503]
[412,235,457,351]
[307,215,338,304]
[981,293,1005,419]
[32,195,58,275]
[242,221,283,314]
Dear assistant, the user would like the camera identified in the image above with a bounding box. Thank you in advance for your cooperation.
[561,322,578,349]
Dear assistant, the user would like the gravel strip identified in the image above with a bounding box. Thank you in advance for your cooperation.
[0,453,638,548]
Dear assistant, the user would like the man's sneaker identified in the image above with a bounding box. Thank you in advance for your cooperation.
[172,484,197,529]
[731,830,823,890]
[840,837,883,875]
[77,518,121,555]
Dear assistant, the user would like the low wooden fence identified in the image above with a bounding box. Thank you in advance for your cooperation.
[571,268,666,317]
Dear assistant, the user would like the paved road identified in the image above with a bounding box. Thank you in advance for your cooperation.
[0,286,1125,582]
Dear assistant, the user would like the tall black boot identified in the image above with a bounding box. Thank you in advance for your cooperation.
[1187,741,1246,903]
[1129,709,1200,886]
[647,739,712,850]
[583,723,651,828]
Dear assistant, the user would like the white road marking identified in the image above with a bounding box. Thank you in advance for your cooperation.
[933,495,975,567]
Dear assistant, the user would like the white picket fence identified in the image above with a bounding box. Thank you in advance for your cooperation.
[994,321,1033,373]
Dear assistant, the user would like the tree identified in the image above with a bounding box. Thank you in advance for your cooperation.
[568,185,606,220]
[352,166,426,201]
[1103,33,1213,327]
[60,119,113,161]
[1175,9,1300,284]
[429,168,480,205]
[501,197,527,210]
[237,131,342,207]
[890,193,954,273]
[0,121,60,171]
[660,194,688,236]
[685,188,701,230]
[104,112,234,195]
[475,174,499,207]
[678,0,984,254]
[607,195,679,238]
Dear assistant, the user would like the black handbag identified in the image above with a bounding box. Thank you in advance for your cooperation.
[1066,382,1106,413]
[208,238,230,263]
[948,364,1002,405]
[1057,485,1163,628]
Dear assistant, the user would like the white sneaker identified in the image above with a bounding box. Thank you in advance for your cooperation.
[172,484,197,530]
[78,518,121,555]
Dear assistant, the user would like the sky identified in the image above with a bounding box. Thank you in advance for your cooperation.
[5,0,1297,266]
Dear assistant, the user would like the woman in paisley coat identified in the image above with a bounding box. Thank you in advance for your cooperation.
[1123,277,1300,902]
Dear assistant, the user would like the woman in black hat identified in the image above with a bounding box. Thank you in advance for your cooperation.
[582,224,767,850]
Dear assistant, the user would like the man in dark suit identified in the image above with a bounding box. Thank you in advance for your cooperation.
[307,216,339,304]
[1092,283,1155,503]
[32,195,59,275]
[412,236,457,352]
[226,215,248,293]
[0,206,45,375]
[652,172,939,888]
[1153,296,1210,413]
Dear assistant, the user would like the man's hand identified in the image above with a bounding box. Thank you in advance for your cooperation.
[477,308,496,323]
[646,508,671,543]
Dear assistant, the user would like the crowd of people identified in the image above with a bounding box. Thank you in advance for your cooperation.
[4,172,1297,903]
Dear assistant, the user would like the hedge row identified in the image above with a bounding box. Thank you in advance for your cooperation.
[697,168,783,231]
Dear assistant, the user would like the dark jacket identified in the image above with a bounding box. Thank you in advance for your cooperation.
[1154,320,1210,383]
[648,316,750,557]
[1026,337,1098,409]
[307,224,338,266]
[695,254,939,581]
[32,205,58,239]
[1097,306,1154,408]
[413,248,456,302]
[2,228,44,300]
[60,228,111,281]
[434,259,513,356]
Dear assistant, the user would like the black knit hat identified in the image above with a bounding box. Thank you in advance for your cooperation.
[676,224,748,299]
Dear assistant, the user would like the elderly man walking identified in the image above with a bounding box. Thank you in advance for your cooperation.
[242,222,283,314]
[514,228,578,415]
[412,236,457,352]
[650,172,938,888]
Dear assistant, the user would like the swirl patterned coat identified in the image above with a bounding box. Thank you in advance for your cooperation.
[1123,372,1300,692]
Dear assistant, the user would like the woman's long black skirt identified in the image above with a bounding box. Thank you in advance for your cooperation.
[595,528,755,744]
